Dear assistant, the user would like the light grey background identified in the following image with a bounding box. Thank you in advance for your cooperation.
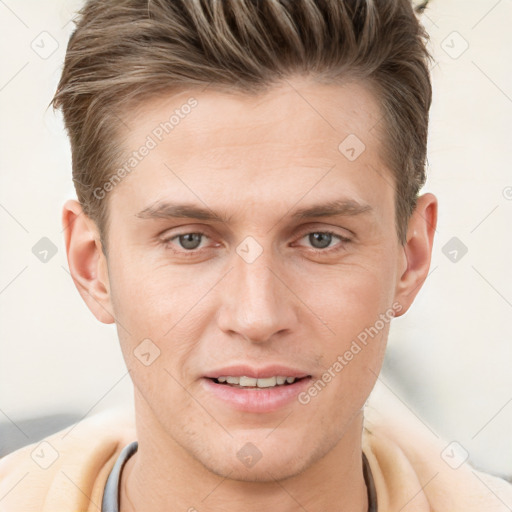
[1,0,511,478]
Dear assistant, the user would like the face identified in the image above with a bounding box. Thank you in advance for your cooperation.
[95,77,410,481]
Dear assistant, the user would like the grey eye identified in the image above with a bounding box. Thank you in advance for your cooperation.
[178,233,203,250]
[308,232,333,249]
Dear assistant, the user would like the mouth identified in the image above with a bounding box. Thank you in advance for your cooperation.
[201,374,313,413]
[208,375,311,388]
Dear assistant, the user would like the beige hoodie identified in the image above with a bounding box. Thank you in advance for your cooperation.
[0,387,510,512]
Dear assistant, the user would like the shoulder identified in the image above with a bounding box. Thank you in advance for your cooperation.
[363,381,512,512]
[0,406,136,512]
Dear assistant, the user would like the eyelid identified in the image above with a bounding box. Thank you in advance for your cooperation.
[295,223,352,239]
[158,224,214,242]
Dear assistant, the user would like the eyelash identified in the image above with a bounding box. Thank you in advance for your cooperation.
[160,229,351,257]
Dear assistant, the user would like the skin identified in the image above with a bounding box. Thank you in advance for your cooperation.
[63,76,437,512]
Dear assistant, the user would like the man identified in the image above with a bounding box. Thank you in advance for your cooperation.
[0,0,511,511]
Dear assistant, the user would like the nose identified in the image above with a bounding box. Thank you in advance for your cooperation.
[216,241,297,343]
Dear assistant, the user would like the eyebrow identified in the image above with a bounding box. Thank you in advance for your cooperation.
[136,198,373,223]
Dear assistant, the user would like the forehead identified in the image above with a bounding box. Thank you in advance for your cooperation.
[111,77,394,221]
[124,76,384,157]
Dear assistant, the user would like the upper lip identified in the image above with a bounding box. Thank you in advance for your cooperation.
[204,365,311,379]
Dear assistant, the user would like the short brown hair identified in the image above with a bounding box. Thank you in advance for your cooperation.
[51,0,433,246]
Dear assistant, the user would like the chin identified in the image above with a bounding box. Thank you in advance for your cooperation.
[203,453,311,483]
[190,432,327,483]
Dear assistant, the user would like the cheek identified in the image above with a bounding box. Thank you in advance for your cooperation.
[107,253,215,375]
[109,247,396,342]
[297,259,395,397]
[301,261,394,334]
[108,252,201,330]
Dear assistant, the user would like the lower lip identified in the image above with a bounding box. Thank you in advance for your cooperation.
[201,377,312,413]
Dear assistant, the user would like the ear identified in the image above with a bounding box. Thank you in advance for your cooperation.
[393,193,438,317]
[62,199,115,324]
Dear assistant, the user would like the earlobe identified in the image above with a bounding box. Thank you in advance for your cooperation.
[62,199,115,324]
[393,193,438,317]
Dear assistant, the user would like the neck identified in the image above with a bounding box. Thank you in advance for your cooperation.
[120,401,368,512]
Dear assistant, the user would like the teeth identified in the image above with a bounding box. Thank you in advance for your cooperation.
[215,375,298,387]
[256,377,276,388]
[239,376,257,387]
